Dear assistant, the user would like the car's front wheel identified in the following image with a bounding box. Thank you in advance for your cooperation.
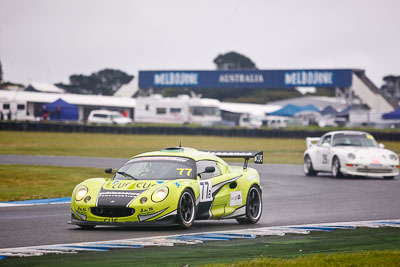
[303,155,318,176]
[332,157,344,178]
[236,185,262,224]
[177,189,196,229]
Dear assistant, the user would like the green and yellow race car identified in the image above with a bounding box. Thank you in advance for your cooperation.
[70,147,263,229]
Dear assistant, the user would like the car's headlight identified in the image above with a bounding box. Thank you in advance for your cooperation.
[75,185,88,201]
[390,154,398,161]
[151,187,169,202]
[347,153,356,160]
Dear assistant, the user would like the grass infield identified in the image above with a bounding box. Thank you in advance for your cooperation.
[0,165,105,201]
[1,228,399,266]
[1,131,399,165]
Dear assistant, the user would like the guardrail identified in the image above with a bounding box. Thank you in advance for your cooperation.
[0,121,399,141]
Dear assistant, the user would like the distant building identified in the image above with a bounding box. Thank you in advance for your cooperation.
[0,91,135,121]
[0,82,25,91]
[381,75,400,108]
[25,83,65,94]
[113,78,139,98]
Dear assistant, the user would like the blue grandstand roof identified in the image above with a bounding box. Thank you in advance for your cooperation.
[267,104,319,117]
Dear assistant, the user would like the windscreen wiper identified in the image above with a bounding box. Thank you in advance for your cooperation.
[116,171,137,180]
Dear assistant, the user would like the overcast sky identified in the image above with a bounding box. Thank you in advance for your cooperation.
[0,0,399,87]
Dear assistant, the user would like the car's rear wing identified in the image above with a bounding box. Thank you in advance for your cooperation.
[306,137,320,148]
[205,151,263,169]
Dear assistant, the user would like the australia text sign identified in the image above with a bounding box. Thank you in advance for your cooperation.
[139,69,353,89]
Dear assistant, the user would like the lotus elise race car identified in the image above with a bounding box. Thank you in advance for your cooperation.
[70,147,263,229]
[303,131,399,179]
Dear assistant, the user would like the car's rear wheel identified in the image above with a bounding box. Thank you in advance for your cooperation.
[303,155,318,176]
[236,185,262,224]
[78,225,95,230]
[177,189,196,229]
[332,157,344,178]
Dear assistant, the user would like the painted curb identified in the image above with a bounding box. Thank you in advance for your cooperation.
[0,219,399,259]
[0,197,71,207]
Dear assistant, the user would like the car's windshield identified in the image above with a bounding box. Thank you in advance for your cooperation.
[332,134,378,147]
[111,114,123,119]
[113,156,197,180]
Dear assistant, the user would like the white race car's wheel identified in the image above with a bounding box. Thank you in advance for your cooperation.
[332,157,344,178]
[236,185,262,224]
[303,155,318,176]
[177,189,196,229]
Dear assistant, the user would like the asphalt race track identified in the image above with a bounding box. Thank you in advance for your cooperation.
[1,155,400,249]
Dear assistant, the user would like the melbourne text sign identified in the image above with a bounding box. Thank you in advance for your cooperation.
[139,69,353,89]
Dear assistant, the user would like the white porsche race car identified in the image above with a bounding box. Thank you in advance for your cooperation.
[303,131,399,179]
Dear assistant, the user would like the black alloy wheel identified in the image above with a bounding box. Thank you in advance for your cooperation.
[236,185,262,224]
[177,189,196,228]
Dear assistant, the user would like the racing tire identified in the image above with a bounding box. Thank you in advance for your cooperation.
[303,155,318,176]
[236,185,262,224]
[78,225,95,230]
[177,189,196,229]
[332,157,344,178]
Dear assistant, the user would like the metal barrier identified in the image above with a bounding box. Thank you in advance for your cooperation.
[0,121,399,141]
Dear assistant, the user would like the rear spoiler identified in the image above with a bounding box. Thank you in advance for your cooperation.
[205,151,263,169]
[306,137,320,148]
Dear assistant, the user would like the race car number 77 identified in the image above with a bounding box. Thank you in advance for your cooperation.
[198,180,212,202]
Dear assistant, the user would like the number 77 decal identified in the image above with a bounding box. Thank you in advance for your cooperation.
[176,168,192,176]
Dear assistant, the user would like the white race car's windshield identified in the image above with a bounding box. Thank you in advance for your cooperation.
[114,156,197,180]
[332,134,378,147]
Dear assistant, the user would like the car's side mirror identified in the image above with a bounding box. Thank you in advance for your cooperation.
[104,168,113,174]
[204,166,215,173]
[198,166,215,178]
[379,143,385,149]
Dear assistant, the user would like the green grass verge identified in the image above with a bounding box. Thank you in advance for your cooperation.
[1,131,400,165]
[205,251,400,267]
[0,165,105,201]
[1,228,399,266]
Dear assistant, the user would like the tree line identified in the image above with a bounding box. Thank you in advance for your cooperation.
[0,54,398,106]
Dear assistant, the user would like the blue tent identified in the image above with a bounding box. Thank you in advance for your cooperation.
[382,107,400,119]
[321,105,337,115]
[268,104,320,117]
[46,98,79,121]
[335,106,352,117]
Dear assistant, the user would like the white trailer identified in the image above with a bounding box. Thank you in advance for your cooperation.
[134,95,221,125]
[0,95,35,121]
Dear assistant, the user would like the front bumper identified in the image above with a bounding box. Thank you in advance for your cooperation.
[70,202,178,227]
[341,164,399,178]
[69,211,177,226]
